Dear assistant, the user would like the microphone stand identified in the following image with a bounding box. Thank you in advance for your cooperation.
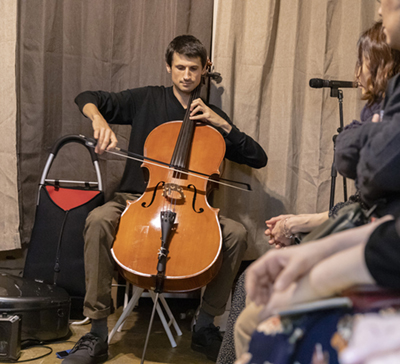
[329,87,347,210]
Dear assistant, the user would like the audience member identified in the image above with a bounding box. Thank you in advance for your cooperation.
[265,21,400,249]
[235,2,400,362]
[234,20,400,361]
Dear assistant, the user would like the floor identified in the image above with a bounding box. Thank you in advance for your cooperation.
[18,298,218,364]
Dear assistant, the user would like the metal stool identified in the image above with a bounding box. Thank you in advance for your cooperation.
[108,282,182,347]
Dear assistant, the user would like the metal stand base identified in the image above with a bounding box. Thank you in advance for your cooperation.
[108,285,182,349]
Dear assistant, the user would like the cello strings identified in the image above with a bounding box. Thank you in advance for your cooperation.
[104,149,250,192]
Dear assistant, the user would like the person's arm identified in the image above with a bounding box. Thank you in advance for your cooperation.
[335,75,400,185]
[310,243,375,297]
[364,219,400,290]
[75,88,142,153]
[75,89,138,124]
[258,243,376,319]
[285,212,330,233]
[246,216,393,306]
[189,98,268,168]
[352,118,400,205]
[334,121,377,180]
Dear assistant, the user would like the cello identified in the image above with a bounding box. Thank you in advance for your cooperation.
[111,72,225,294]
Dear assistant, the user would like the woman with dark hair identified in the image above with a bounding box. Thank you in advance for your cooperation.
[264,21,400,249]
[356,21,400,109]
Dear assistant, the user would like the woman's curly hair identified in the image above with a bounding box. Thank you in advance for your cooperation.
[356,21,400,106]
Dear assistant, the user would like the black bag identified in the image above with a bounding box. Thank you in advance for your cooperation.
[0,272,70,342]
[23,135,104,319]
[301,202,372,244]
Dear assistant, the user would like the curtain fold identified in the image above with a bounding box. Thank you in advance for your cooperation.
[0,0,19,251]
[210,0,379,259]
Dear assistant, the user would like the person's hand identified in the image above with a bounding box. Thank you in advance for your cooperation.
[265,213,329,248]
[245,242,323,306]
[189,98,232,134]
[247,216,394,307]
[92,114,118,154]
[371,113,381,123]
[234,353,252,364]
[257,275,323,321]
[265,214,294,248]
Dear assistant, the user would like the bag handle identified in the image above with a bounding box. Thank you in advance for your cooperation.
[50,134,99,162]
[39,134,102,190]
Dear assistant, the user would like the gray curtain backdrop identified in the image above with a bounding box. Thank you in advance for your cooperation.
[16,0,213,251]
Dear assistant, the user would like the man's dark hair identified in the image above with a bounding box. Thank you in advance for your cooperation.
[165,35,207,68]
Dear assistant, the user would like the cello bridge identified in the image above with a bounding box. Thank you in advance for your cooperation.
[163,183,185,200]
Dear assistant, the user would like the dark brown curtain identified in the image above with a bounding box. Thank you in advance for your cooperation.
[17,0,214,246]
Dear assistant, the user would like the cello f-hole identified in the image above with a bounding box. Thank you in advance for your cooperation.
[141,181,165,208]
[187,184,204,213]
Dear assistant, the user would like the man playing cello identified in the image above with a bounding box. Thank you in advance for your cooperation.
[64,35,267,363]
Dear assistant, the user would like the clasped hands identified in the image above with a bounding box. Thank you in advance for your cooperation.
[265,214,295,248]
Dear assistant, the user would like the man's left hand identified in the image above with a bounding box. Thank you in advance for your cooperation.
[190,98,232,134]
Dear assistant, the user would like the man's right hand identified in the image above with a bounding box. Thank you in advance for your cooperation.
[82,103,118,154]
[92,114,118,154]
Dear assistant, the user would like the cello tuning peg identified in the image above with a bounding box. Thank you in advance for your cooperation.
[207,71,223,84]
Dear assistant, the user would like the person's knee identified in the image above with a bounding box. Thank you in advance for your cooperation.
[234,302,261,358]
[86,207,103,228]
[228,222,248,252]
[235,302,256,337]
[85,205,116,233]
[234,306,251,357]
[237,224,248,246]
[231,220,247,241]
[83,206,119,252]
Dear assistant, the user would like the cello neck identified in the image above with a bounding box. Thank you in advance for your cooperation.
[170,83,202,171]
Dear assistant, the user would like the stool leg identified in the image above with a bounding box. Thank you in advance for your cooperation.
[123,281,130,309]
[158,294,182,336]
[148,291,177,348]
[108,287,143,343]
[118,286,143,332]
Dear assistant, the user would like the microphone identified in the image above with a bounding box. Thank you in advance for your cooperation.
[309,78,358,89]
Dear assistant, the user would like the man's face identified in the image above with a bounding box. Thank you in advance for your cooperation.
[166,53,206,95]
[379,0,400,50]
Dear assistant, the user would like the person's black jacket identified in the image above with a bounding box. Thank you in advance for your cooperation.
[335,74,400,217]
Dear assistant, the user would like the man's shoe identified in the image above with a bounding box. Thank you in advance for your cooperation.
[191,324,223,362]
[62,333,108,364]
